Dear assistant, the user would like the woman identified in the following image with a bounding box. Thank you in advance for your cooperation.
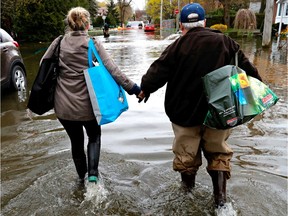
[41,7,141,183]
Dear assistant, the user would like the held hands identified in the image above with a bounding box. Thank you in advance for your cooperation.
[130,84,149,103]
[137,90,150,103]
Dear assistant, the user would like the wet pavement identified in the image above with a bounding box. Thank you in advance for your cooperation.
[1,29,287,216]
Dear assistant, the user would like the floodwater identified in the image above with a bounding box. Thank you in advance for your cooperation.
[1,29,287,216]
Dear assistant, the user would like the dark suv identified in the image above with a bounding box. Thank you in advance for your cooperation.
[0,28,27,91]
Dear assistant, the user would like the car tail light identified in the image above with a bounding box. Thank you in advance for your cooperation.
[13,41,19,48]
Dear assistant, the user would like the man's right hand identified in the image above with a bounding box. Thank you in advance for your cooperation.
[137,91,150,103]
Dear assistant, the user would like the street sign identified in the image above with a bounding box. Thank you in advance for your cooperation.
[175,9,179,14]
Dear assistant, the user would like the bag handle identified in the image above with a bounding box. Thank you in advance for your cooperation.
[52,35,63,58]
[56,36,63,57]
[54,35,63,76]
[87,38,125,95]
[235,51,238,67]
[88,38,104,68]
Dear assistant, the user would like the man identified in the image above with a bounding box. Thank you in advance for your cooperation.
[138,3,262,208]
[103,23,110,38]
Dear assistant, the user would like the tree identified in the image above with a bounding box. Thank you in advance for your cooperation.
[219,0,231,26]
[107,0,120,27]
[1,0,19,34]
[10,0,90,41]
[216,0,251,27]
[117,0,133,26]
[146,0,177,24]
[88,0,99,20]
[234,9,257,29]
[259,0,266,13]
[134,9,146,21]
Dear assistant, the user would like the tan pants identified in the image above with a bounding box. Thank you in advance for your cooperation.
[172,123,233,178]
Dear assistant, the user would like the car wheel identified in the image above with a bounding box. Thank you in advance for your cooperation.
[11,65,26,91]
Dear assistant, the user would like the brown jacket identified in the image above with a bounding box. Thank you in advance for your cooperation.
[141,27,262,127]
[41,31,136,121]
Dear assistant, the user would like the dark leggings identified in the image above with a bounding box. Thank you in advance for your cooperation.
[58,118,101,179]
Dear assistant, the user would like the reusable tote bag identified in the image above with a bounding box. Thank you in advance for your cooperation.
[27,35,63,115]
[202,53,279,129]
[83,38,128,125]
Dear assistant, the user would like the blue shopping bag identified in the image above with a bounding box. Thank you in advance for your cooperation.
[84,38,128,125]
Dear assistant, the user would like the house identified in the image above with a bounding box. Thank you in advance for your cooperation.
[275,0,288,24]
[249,0,287,24]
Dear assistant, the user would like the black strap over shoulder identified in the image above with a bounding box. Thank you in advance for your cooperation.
[53,35,63,58]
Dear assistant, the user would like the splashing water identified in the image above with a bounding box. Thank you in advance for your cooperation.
[215,203,238,216]
[83,178,109,206]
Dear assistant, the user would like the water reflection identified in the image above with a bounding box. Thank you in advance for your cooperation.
[235,37,287,89]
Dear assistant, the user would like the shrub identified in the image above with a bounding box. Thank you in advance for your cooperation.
[234,9,257,30]
[210,24,228,32]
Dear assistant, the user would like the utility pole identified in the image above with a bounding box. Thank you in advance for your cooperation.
[160,0,163,38]
[176,0,180,32]
[262,0,274,47]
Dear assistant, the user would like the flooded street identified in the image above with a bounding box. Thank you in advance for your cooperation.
[1,30,287,216]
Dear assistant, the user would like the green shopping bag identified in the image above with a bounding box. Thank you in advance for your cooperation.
[202,65,279,129]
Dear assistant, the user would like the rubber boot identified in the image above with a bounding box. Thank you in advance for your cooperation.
[87,135,101,179]
[73,158,87,181]
[209,171,227,208]
[181,172,196,189]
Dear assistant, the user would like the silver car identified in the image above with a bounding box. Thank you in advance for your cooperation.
[0,28,26,91]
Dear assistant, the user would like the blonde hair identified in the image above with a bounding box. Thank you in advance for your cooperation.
[67,7,90,31]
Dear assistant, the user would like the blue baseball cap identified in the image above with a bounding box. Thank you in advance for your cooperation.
[180,3,205,23]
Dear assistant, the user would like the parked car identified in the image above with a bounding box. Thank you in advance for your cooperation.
[0,28,27,91]
[144,24,155,32]
[126,21,145,30]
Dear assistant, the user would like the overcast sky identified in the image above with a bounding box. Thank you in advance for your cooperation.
[99,0,146,10]
[131,0,145,10]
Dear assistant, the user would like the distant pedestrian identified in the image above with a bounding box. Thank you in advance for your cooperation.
[103,23,110,38]
[41,7,141,184]
[138,3,262,208]
[138,23,143,29]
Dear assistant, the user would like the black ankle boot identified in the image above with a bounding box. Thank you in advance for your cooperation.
[181,173,196,188]
[209,170,227,208]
